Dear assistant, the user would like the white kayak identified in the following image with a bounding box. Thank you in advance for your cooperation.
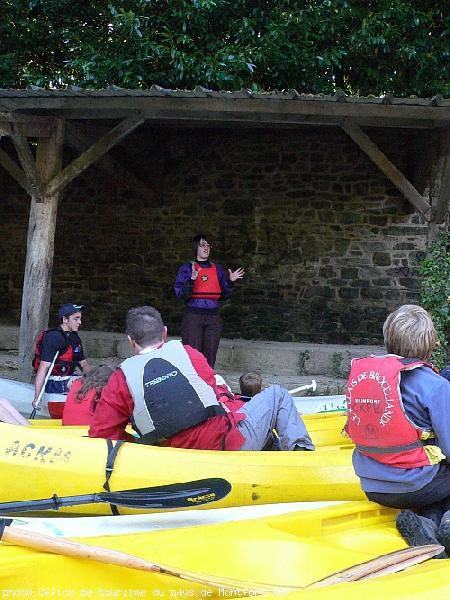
[294,394,346,414]
[0,377,51,418]
[4,501,342,538]
[0,375,346,419]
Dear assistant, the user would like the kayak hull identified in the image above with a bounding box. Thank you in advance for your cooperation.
[0,422,361,515]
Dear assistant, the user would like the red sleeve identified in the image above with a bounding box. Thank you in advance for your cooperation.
[88,369,135,442]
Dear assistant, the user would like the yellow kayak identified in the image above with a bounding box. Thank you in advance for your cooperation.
[1,501,448,599]
[0,421,361,514]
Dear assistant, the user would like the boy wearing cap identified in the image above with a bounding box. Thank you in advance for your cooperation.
[33,303,91,410]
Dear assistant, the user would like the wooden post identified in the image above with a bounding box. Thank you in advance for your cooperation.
[18,120,64,382]
[431,130,450,224]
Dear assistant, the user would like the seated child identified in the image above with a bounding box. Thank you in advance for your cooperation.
[344,304,450,557]
[238,371,262,401]
[62,364,117,426]
[238,371,281,450]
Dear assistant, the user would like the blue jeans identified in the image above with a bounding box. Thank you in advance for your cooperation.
[236,385,315,451]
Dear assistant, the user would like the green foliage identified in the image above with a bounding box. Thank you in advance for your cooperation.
[0,1,448,95]
[420,230,450,370]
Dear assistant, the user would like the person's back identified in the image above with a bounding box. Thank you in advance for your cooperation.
[89,305,314,453]
[62,364,116,426]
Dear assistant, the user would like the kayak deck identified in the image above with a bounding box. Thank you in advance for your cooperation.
[1,501,449,598]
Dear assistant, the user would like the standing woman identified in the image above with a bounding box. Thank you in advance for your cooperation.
[173,234,244,367]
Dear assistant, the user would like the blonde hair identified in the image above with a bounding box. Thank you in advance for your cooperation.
[239,372,262,397]
[383,304,437,360]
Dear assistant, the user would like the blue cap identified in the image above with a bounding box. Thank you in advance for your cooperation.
[58,303,85,318]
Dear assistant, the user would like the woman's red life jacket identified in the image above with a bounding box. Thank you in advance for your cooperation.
[191,263,221,300]
[32,329,77,376]
[345,355,436,469]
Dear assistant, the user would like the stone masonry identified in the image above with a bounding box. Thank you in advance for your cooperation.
[0,124,438,344]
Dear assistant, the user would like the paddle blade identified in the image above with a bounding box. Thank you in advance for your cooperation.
[308,544,445,588]
[98,478,232,509]
[0,478,232,513]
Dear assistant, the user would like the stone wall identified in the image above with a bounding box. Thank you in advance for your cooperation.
[0,124,438,343]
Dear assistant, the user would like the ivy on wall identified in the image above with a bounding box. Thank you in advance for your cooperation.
[420,230,450,370]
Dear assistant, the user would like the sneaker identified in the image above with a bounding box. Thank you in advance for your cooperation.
[437,517,450,555]
[396,510,447,558]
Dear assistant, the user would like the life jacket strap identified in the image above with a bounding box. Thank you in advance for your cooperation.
[103,439,125,515]
[356,440,423,454]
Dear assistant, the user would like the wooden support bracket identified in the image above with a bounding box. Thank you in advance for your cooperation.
[11,125,43,200]
[45,117,145,196]
[341,120,432,221]
[0,147,31,195]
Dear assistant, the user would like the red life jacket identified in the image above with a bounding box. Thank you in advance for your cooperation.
[191,262,221,300]
[345,355,436,469]
[32,329,77,376]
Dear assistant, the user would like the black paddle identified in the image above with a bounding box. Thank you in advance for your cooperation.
[0,478,231,513]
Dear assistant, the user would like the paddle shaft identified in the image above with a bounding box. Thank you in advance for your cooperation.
[288,380,317,395]
[0,523,295,593]
[0,521,442,594]
[30,351,59,419]
[0,478,232,513]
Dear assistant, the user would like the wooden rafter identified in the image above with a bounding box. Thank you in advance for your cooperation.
[341,120,432,221]
[45,118,144,196]
[0,112,55,137]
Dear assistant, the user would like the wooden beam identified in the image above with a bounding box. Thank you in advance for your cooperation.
[0,112,56,137]
[0,146,31,194]
[0,96,448,125]
[431,130,450,224]
[341,120,432,221]
[18,119,65,383]
[11,126,42,199]
[64,121,153,200]
[45,118,144,196]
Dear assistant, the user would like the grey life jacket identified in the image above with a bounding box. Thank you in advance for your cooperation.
[120,340,225,443]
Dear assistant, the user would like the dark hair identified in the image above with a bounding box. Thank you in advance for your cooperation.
[192,233,211,257]
[76,364,117,403]
[239,372,262,397]
[126,306,164,347]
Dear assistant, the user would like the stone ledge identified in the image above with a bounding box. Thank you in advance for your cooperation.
[0,325,384,380]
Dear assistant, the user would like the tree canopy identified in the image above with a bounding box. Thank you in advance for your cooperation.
[0,0,448,96]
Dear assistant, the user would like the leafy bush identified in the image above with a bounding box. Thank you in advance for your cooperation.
[0,1,448,96]
[420,230,450,370]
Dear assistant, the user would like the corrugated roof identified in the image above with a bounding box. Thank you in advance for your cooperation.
[0,86,447,106]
